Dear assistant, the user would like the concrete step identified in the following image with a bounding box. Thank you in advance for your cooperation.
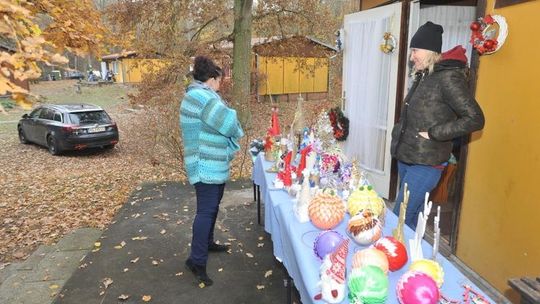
[0,228,102,304]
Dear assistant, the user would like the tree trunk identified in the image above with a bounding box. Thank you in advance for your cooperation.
[232,0,253,128]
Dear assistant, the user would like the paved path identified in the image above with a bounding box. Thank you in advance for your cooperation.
[0,181,290,304]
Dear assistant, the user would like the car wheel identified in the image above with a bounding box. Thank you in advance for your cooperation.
[103,144,115,150]
[18,127,29,144]
[47,135,61,155]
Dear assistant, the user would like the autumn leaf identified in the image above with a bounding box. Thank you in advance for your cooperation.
[118,294,130,300]
[102,277,113,289]
[142,295,152,302]
[132,236,148,241]
[264,270,272,278]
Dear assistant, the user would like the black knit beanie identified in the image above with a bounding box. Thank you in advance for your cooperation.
[410,21,444,53]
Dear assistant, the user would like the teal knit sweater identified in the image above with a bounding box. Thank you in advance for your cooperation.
[180,81,244,185]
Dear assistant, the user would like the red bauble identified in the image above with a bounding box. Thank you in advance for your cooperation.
[374,236,408,271]
[470,21,481,31]
[483,39,496,50]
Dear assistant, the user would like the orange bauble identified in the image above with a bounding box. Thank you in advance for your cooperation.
[352,247,389,274]
[308,192,346,230]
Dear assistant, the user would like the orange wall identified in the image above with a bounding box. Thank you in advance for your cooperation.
[457,1,540,301]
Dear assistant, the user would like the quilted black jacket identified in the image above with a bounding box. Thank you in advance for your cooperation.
[390,59,485,166]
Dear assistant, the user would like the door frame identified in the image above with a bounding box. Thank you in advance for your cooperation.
[382,0,484,254]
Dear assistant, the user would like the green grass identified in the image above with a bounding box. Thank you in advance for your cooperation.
[0,80,134,134]
[33,81,134,110]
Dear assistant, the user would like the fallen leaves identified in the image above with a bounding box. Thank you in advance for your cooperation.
[130,257,139,263]
[0,83,186,263]
[118,294,130,300]
[102,277,113,289]
[114,241,127,249]
[264,270,273,278]
[142,295,152,302]
[131,236,148,241]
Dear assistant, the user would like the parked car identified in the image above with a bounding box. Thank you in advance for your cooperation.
[65,71,84,80]
[17,104,119,155]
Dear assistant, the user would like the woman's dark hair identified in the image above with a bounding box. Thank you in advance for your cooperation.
[192,56,222,82]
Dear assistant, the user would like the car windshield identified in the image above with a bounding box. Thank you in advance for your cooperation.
[69,111,111,125]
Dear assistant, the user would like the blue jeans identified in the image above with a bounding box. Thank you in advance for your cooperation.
[189,182,226,265]
[392,161,443,229]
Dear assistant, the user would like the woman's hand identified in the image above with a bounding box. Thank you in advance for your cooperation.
[418,131,430,139]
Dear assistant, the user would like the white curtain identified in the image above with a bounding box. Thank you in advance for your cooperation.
[344,15,395,174]
[419,5,476,62]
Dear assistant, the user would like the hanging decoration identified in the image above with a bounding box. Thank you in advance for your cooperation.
[328,107,350,141]
[470,14,508,55]
[380,32,397,54]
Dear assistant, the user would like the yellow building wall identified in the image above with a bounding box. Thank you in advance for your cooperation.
[257,56,329,95]
[283,57,300,94]
[266,57,284,95]
[117,59,165,83]
[456,1,540,301]
[314,58,329,92]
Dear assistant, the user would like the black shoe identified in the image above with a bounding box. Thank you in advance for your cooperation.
[208,242,230,252]
[185,259,213,286]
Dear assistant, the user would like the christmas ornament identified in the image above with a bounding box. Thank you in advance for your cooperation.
[463,285,491,304]
[393,183,409,243]
[380,32,397,54]
[470,14,508,55]
[352,247,389,274]
[347,209,383,246]
[314,239,349,303]
[374,236,408,271]
[397,271,440,304]
[348,265,388,304]
[308,191,345,230]
[313,230,346,260]
[268,106,281,136]
[409,259,444,288]
[295,151,317,223]
[347,185,385,219]
[328,107,349,141]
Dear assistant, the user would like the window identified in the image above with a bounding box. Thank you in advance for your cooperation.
[39,108,54,120]
[68,111,112,125]
[53,112,62,122]
[29,108,42,118]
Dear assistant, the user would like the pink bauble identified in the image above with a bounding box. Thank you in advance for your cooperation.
[352,247,389,274]
[397,271,440,304]
[374,236,408,271]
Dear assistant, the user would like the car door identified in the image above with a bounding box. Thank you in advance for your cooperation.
[35,108,53,146]
[22,108,42,143]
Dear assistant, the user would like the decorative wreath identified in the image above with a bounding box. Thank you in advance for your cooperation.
[380,32,397,54]
[328,107,349,141]
[470,14,508,55]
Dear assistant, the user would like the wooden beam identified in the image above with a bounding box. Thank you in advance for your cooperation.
[495,0,535,8]
[449,0,487,254]
[389,0,411,202]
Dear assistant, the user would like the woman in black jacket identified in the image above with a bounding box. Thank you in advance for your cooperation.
[391,21,485,229]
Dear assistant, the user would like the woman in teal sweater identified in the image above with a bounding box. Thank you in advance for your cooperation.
[180,56,244,286]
